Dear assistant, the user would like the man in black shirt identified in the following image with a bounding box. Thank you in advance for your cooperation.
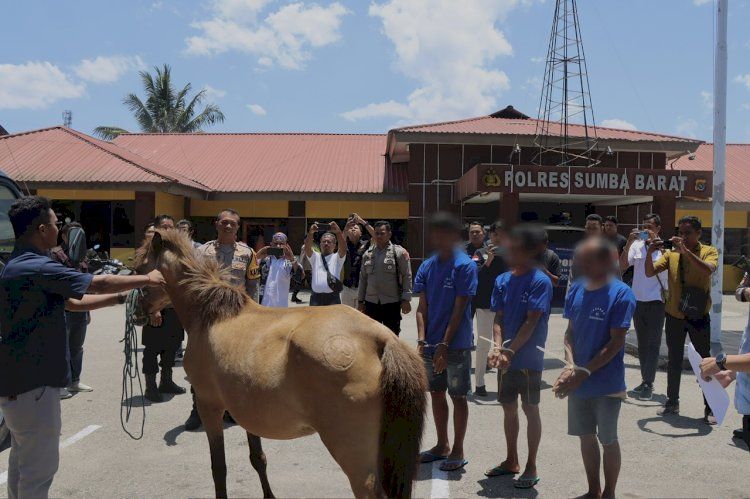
[341,213,375,308]
[471,221,508,397]
[536,230,561,286]
[604,216,628,255]
[465,221,486,256]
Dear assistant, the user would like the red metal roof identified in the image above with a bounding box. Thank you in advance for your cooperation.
[0,127,207,190]
[113,133,404,194]
[672,143,750,203]
[394,115,698,143]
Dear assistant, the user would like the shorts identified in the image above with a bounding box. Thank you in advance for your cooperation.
[567,395,622,445]
[422,349,472,397]
[498,369,542,406]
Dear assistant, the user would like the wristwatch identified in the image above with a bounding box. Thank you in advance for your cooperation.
[716,352,727,371]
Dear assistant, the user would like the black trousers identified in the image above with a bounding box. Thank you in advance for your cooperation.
[364,301,402,336]
[142,308,184,375]
[310,291,341,306]
[665,313,710,412]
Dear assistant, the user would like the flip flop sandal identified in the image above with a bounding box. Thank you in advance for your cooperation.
[419,451,448,463]
[514,476,540,489]
[439,458,468,472]
[484,464,519,477]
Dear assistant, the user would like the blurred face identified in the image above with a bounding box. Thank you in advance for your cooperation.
[430,228,460,256]
[271,238,286,248]
[40,209,59,249]
[215,211,240,238]
[642,217,660,235]
[320,234,336,255]
[178,223,192,235]
[678,222,700,247]
[468,224,485,246]
[585,220,603,237]
[157,218,175,230]
[374,225,391,247]
[579,241,614,282]
[489,229,506,248]
[144,225,156,240]
[347,224,362,241]
[507,237,533,269]
[603,220,617,236]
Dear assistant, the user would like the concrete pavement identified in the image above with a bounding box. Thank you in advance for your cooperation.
[1,294,747,498]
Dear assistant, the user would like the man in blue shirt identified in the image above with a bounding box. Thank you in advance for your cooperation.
[0,196,164,499]
[554,237,636,499]
[486,225,552,489]
[415,212,478,472]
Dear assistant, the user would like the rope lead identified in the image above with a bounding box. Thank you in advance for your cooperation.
[120,289,145,440]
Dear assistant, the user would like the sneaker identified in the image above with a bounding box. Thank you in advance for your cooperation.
[631,382,648,394]
[474,385,488,397]
[68,381,93,392]
[59,388,73,400]
[657,401,679,416]
[637,384,653,401]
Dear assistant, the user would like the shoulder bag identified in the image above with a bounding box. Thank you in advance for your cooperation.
[319,252,344,293]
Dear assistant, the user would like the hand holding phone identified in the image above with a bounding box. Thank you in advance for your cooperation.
[315,222,331,231]
[267,247,284,258]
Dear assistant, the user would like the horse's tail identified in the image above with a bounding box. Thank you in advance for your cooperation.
[379,338,427,499]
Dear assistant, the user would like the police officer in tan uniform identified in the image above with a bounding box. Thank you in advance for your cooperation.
[357,221,412,335]
[184,208,260,430]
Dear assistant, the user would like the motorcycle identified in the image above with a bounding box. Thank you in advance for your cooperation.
[86,245,133,276]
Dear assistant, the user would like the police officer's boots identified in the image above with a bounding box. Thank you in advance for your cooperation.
[159,368,186,394]
[145,373,163,402]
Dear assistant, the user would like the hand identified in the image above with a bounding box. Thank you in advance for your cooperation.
[488,348,501,368]
[497,351,511,370]
[700,357,721,380]
[256,246,270,259]
[283,244,295,261]
[149,310,163,327]
[432,344,448,374]
[647,237,663,254]
[329,221,342,234]
[417,342,425,357]
[401,300,412,314]
[309,223,319,234]
[627,228,640,245]
[713,370,735,388]
[553,368,588,399]
[670,236,686,254]
[355,214,367,226]
[344,219,356,231]
[146,269,165,287]
[485,246,495,266]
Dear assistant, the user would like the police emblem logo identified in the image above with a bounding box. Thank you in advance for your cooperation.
[483,167,502,188]
[695,178,707,192]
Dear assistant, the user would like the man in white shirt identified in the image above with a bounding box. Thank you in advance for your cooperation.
[619,213,668,401]
[304,221,348,306]
[258,232,299,308]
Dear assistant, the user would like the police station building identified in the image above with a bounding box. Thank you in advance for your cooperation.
[1,105,741,288]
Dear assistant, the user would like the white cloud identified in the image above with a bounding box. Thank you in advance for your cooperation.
[0,61,85,110]
[676,117,700,138]
[693,0,711,5]
[74,55,145,84]
[247,103,267,115]
[600,118,637,131]
[735,74,750,89]
[701,90,713,109]
[202,85,227,99]
[185,0,349,70]
[341,0,524,125]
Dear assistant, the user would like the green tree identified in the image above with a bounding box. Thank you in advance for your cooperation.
[94,64,225,140]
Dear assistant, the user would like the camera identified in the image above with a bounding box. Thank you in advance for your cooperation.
[267,247,284,258]
[732,255,750,273]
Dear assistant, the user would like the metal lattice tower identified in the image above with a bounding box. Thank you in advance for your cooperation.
[533,0,598,167]
[62,110,72,128]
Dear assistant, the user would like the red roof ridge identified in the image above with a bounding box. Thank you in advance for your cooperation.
[0,125,68,140]
[698,142,750,146]
[392,114,492,132]
[118,132,386,137]
[58,128,209,190]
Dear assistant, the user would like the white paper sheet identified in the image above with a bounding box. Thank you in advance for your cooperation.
[686,342,730,426]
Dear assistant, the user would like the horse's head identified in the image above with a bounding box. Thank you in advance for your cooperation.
[132,230,184,324]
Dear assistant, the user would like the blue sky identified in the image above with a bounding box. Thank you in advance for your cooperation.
[2,0,749,142]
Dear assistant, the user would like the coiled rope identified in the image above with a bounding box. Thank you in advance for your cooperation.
[120,289,145,440]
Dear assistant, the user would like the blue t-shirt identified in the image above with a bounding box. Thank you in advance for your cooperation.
[563,279,636,398]
[490,269,553,371]
[0,247,93,396]
[413,250,478,350]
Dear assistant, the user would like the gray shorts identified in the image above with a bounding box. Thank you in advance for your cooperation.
[423,349,472,397]
[568,395,622,445]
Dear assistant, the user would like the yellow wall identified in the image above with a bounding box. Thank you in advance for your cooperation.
[675,208,747,228]
[37,189,135,201]
[155,192,185,219]
[306,201,409,219]
[190,200,288,218]
[110,247,136,263]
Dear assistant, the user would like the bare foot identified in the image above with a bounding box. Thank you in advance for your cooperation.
[498,459,521,474]
[573,492,602,499]
[425,444,450,457]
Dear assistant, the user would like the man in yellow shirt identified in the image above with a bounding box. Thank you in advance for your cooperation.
[645,216,718,423]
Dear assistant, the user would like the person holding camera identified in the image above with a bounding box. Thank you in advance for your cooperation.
[257,232,299,308]
[619,213,668,401]
[645,215,718,423]
[304,221,347,306]
[341,213,375,308]
[357,221,412,336]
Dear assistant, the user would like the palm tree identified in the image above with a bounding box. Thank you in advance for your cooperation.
[94,64,225,140]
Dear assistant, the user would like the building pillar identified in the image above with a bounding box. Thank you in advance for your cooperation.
[287,200,307,252]
[652,195,676,236]
[135,191,155,247]
[499,192,519,228]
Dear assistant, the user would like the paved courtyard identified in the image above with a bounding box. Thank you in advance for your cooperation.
[1,295,747,498]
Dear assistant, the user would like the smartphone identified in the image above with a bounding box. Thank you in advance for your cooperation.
[732,255,750,273]
[316,222,331,231]
[268,247,284,258]
[662,240,673,251]
[638,230,649,241]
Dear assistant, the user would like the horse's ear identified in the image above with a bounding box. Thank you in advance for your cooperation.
[151,230,163,255]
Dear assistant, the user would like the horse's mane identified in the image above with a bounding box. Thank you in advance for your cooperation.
[136,230,249,328]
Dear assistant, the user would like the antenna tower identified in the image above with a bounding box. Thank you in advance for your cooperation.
[62,110,72,128]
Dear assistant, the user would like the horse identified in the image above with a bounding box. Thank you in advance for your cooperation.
[133,230,427,498]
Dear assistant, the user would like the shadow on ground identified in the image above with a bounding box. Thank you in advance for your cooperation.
[476,476,539,498]
[637,414,712,438]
